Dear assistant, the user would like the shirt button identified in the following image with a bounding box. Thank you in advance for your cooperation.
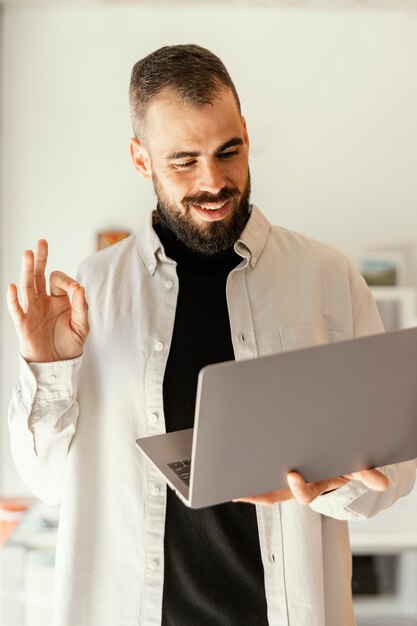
[151,485,161,496]
[148,413,158,423]
[47,375,57,384]
[150,560,159,570]
[164,280,173,290]
[154,342,164,352]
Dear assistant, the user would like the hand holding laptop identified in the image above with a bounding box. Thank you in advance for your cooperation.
[137,327,417,509]
[232,467,389,506]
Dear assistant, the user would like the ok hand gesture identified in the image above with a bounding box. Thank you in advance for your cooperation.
[7,239,89,363]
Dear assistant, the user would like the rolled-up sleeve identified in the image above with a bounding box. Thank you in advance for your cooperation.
[8,354,83,505]
[309,461,416,520]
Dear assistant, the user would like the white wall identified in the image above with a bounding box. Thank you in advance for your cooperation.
[1,4,417,495]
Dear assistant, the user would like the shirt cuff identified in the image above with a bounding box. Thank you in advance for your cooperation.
[309,478,370,520]
[308,464,396,521]
[19,353,84,401]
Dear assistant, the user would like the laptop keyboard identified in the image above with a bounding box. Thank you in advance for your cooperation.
[168,459,191,486]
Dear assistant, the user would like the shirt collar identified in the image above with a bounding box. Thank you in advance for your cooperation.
[233,204,271,269]
[135,211,166,276]
[135,203,271,275]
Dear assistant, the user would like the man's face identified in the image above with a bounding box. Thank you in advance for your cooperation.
[130,86,251,254]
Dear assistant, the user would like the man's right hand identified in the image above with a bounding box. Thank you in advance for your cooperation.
[6,239,89,363]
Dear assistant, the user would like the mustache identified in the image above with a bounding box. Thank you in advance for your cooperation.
[183,187,239,206]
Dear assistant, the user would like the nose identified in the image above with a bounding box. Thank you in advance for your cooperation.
[197,160,226,195]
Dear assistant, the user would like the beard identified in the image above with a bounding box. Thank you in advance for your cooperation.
[152,168,252,255]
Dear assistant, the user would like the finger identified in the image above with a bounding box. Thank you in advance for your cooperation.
[34,239,48,297]
[233,488,293,505]
[20,250,36,309]
[287,472,348,505]
[6,283,25,327]
[70,285,89,339]
[50,270,79,297]
[349,469,389,491]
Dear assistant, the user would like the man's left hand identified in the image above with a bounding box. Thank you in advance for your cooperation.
[232,468,389,506]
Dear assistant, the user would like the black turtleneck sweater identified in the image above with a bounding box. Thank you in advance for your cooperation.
[153,218,269,626]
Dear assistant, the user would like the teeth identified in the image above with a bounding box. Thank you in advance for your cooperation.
[194,200,228,210]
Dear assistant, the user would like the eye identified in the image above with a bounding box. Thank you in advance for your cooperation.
[218,149,239,159]
[173,160,196,170]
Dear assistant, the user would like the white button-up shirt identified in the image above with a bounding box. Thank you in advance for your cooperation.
[8,205,416,626]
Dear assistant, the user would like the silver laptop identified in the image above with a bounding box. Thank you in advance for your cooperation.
[136,327,417,509]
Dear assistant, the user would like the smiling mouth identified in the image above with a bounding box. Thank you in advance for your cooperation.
[190,199,233,221]
[192,199,229,211]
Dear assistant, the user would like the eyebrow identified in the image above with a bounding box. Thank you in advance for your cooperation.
[165,137,244,161]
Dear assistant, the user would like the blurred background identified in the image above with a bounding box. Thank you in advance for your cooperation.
[1,0,417,624]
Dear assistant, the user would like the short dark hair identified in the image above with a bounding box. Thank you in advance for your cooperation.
[129,44,241,142]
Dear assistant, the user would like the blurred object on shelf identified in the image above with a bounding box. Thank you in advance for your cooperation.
[0,498,34,546]
[371,287,417,331]
[1,500,59,626]
[352,554,397,596]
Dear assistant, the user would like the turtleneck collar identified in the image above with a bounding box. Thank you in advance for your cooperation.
[152,214,242,273]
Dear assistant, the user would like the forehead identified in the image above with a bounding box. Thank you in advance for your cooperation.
[144,87,243,156]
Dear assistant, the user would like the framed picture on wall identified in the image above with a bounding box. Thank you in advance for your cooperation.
[97,230,130,251]
[357,252,406,287]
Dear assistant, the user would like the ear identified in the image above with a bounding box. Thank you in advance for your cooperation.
[241,116,250,151]
[130,138,152,180]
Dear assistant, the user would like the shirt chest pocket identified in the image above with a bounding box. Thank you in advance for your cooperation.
[279,325,350,351]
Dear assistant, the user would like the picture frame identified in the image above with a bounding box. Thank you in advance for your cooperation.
[97,230,130,251]
[356,252,406,288]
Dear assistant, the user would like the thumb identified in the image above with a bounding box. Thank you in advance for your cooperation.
[348,469,389,491]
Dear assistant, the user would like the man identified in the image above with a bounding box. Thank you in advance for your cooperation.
[7,44,416,626]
